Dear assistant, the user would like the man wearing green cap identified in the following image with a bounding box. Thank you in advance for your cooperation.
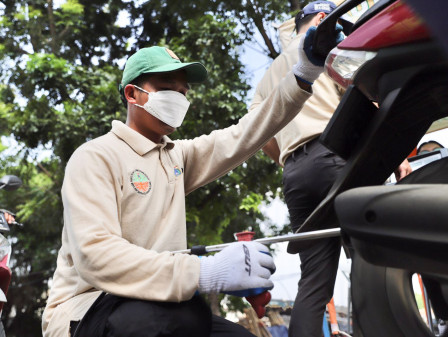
[42,31,338,336]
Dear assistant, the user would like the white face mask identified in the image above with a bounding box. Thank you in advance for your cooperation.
[133,85,190,128]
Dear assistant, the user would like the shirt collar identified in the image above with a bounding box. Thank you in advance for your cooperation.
[110,120,175,156]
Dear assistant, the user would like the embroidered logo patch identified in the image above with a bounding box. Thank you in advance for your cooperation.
[174,166,182,177]
[130,170,151,194]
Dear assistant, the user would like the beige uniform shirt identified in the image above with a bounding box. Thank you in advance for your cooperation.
[277,18,296,51]
[42,72,311,337]
[249,34,343,166]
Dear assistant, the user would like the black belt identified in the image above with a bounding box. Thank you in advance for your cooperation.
[290,137,320,161]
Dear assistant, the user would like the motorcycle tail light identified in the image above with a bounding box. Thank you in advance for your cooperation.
[337,1,430,51]
[0,236,11,263]
[325,48,377,89]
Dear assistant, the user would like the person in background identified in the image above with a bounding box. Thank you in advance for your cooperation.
[417,140,445,154]
[249,1,412,336]
[2,212,15,224]
[0,211,16,227]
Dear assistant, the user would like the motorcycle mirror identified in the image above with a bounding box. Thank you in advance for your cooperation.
[0,175,23,191]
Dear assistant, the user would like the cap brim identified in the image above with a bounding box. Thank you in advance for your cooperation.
[148,62,208,83]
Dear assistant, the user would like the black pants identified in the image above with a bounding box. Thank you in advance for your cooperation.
[282,138,345,337]
[72,293,255,337]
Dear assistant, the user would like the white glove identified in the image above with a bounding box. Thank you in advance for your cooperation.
[198,241,276,294]
[292,28,324,85]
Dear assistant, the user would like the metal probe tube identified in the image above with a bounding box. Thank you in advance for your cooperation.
[172,228,341,254]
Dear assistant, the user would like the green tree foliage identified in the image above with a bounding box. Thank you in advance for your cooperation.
[0,0,303,335]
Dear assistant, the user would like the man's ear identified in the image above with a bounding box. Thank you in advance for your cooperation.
[315,12,326,26]
[124,84,138,105]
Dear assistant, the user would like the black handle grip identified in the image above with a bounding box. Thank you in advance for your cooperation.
[190,245,208,256]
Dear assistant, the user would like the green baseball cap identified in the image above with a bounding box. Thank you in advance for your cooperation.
[119,46,207,94]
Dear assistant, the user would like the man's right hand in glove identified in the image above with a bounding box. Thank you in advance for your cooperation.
[197,241,276,294]
[293,23,344,86]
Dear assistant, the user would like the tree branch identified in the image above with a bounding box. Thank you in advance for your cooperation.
[246,0,279,60]
[58,26,71,41]
[4,40,31,56]
[46,0,58,54]
[37,162,52,178]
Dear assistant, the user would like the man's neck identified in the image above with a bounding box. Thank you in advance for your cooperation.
[298,23,314,35]
[125,120,164,144]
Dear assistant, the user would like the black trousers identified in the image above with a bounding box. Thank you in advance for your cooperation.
[282,138,345,337]
[72,293,255,337]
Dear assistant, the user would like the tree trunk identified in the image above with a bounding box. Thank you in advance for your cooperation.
[46,0,58,54]
[289,0,301,12]
[246,0,279,59]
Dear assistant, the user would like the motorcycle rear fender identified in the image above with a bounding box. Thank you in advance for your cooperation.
[335,184,448,275]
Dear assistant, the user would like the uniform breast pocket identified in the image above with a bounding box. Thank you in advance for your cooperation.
[120,170,156,245]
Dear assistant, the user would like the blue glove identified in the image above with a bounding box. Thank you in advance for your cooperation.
[224,287,270,298]
[304,23,344,67]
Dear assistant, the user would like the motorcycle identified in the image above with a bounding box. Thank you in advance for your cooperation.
[287,0,448,336]
[0,175,22,337]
